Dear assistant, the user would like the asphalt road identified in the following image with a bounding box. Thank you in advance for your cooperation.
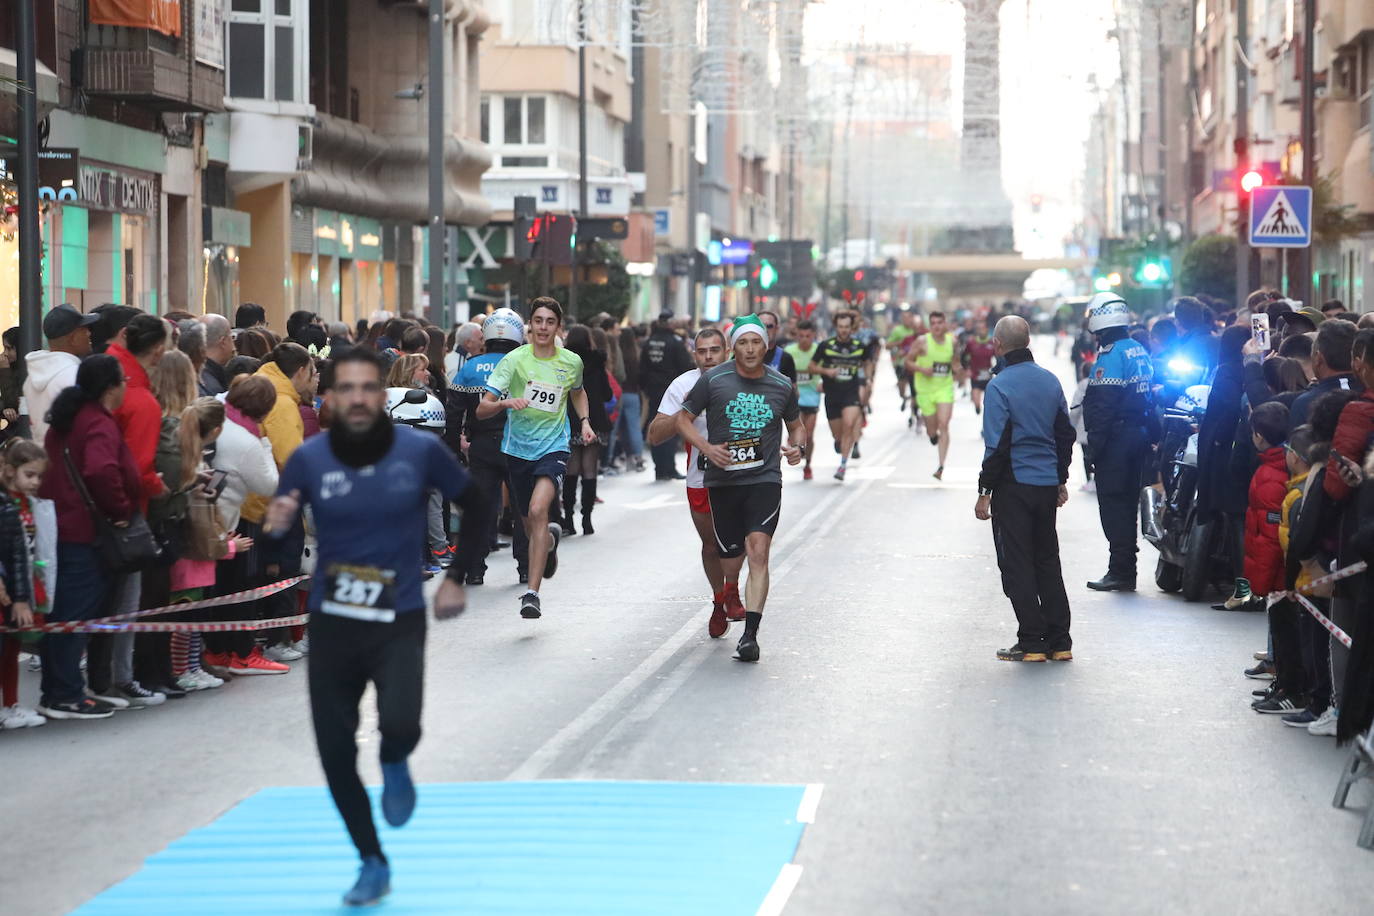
[4,338,1370,915]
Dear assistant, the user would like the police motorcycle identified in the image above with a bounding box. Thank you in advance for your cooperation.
[386,386,446,430]
[1141,380,1211,597]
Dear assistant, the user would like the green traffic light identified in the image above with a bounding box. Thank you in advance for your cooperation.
[759,259,779,290]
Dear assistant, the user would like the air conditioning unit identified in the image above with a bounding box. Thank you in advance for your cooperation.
[296,122,313,172]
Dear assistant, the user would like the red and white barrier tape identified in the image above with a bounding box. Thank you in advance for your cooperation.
[0,576,309,635]
[1293,594,1353,650]
[1264,561,1365,649]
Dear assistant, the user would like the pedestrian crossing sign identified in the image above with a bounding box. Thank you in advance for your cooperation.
[1249,185,1312,248]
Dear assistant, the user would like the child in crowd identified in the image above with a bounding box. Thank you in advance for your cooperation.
[0,438,52,729]
[1240,401,1292,646]
[1258,426,1319,715]
[170,399,251,691]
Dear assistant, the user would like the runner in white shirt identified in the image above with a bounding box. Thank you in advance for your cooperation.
[647,327,743,637]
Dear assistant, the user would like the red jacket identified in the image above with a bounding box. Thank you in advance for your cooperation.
[1244,446,1289,595]
[108,343,165,510]
[1324,390,1374,502]
[39,401,142,544]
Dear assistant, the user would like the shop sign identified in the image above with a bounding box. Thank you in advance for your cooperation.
[195,0,225,69]
[38,149,81,200]
[79,166,157,214]
[353,217,382,261]
[203,206,251,246]
[459,225,510,269]
[0,147,81,200]
[315,209,339,257]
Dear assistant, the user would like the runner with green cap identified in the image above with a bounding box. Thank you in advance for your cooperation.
[675,314,804,661]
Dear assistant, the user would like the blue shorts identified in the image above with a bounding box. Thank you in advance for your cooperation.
[507,451,569,517]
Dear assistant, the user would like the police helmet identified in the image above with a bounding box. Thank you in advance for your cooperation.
[1086,292,1131,333]
[483,308,525,344]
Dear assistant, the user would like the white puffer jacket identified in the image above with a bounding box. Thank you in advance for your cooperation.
[211,419,278,531]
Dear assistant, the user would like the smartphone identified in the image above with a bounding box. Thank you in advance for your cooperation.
[1251,313,1270,351]
[207,469,229,497]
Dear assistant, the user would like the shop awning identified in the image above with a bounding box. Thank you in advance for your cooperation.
[0,51,60,138]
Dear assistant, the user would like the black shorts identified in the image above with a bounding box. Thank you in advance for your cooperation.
[707,483,782,559]
[506,451,569,516]
[799,405,819,416]
[971,378,990,391]
[824,390,862,420]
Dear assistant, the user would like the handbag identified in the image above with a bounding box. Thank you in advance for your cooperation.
[62,447,162,574]
[183,486,229,562]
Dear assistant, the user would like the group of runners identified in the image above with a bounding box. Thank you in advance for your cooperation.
[267,298,975,906]
[884,310,999,480]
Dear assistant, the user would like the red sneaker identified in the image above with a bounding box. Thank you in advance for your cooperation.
[229,648,290,676]
[723,585,745,622]
[708,602,728,638]
[202,651,231,674]
[803,466,813,481]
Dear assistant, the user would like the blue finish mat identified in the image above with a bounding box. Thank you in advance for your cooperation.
[72,781,815,915]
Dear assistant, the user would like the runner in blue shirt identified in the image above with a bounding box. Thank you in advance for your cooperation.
[265,347,487,907]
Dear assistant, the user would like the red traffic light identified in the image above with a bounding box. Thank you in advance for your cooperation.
[1240,170,1264,193]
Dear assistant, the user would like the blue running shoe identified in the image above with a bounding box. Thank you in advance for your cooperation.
[343,856,390,907]
[381,760,416,827]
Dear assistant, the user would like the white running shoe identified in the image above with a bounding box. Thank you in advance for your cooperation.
[291,636,309,656]
[192,668,225,689]
[0,705,47,728]
[264,644,304,663]
[1307,706,1339,737]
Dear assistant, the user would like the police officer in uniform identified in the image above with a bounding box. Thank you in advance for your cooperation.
[1082,293,1155,591]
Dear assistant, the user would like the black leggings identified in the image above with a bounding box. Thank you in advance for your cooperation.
[309,609,426,862]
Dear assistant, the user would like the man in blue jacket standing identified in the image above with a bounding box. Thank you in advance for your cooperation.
[974,316,1077,662]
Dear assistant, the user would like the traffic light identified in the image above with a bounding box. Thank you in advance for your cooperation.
[1240,170,1264,194]
[754,257,780,291]
[513,196,536,260]
[754,241,815,299]
[528,213,575,266]
[1132,255,1172,288]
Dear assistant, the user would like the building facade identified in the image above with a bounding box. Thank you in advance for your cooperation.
[225,0,492,330]
[2,0,227,328]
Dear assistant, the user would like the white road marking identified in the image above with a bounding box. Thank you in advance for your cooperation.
[511,436,904,781]
[756,864,805,916]
[624,493,686,510]
[796,784,824,824]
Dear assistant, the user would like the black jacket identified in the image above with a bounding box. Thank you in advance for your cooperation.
[569,349,613,434]
[638,329,692,399]
[1196,360,1246,519]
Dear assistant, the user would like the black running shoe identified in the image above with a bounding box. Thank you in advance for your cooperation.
[543,523,561,579]
[464,573,485,586]
[928,434,939,446]
[1254,692,1303,715]
[851,445,861,460]
[735,632,760,662]
[520,592,542,619]
[38,698,114,720]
